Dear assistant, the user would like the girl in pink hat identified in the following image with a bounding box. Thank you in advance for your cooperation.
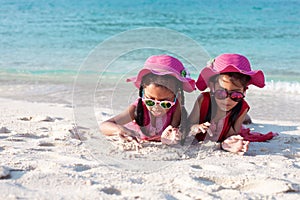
[188,53,265,155]
[100,55,196,145]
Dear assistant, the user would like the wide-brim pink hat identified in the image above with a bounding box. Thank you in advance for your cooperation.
[127,55,196,92]
[196,53,265,91]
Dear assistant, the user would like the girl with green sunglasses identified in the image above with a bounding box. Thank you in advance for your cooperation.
[100,55,195,145]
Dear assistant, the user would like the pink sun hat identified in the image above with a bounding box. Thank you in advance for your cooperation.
[196,53,265,91]
[126,55,196,92]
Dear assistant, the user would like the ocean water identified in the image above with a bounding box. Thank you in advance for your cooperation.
[1,0,300,122]
[1,0,299,77]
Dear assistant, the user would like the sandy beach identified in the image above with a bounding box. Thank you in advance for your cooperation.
[0,93,299,199]
[1,0,300,198]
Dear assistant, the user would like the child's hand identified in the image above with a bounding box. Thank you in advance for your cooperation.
[190,122,212,136]
[221,135,249,155]
[117,127,140,143]
[161,125,181,145]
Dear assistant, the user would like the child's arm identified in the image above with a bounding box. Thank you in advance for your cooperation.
[188,94,211,135]
[99,105,137,139]
[225,109,248,138]
[188,94,202,125]
[161,97,182,145]
[170,99,182,128]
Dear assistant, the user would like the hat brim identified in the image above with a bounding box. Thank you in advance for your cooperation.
[196,65,265,91]
[127,66,195,93]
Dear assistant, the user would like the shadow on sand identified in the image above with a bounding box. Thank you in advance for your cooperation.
[245,122,300,157]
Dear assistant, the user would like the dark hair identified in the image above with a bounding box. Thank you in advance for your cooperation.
[210,72,251,89]
[209,72,250,132]
[134,73,187,137]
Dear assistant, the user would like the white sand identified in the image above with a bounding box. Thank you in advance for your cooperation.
[0,97,300,199]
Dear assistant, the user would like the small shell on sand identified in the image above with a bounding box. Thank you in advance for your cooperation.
[0,166,10,179]
[0,127,11,133]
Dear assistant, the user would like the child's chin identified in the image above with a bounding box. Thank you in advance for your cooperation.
[221,107,232,112]
[218,104,235,112]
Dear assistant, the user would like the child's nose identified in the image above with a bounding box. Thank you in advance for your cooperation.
[152,103,162,110]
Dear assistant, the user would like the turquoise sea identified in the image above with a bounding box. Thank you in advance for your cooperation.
[1,0,300,121]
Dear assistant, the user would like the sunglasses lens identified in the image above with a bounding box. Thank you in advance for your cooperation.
[214,89,244,102]
[214,90,227,100]
[144,99,155,107]
[160,101,172,109]
[143,97,175,109]
[230,92,244,102]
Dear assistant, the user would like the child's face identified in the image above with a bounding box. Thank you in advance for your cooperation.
[143,83,176,117]
[213,75,245,112]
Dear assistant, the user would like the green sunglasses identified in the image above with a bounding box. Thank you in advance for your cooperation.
[142,93,177,109]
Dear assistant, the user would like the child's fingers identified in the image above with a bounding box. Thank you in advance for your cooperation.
[226,135,244,143]
[173,129,181,140]
[242,141,250,152]
[199,126,206,133]
[119,133,132,142]
[190,124,209,135]
[161,127,181,145]
[232,135,244,140]
[190,126,199,135]
[223,137,237,144]
[221,137,249,155]
[207,129,213,137]
[204,122,211,127]
[119,130,141,143]
[132,139,142,149]
[165,125,173,131]
[235,140,249,155]
[161,126,173,137]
